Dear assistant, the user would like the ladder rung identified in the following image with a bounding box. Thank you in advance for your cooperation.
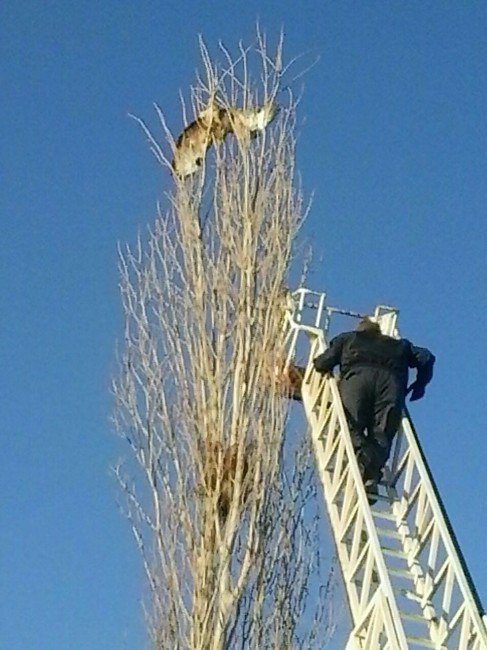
[382,545,407,559]
[400,611,429,624]
[392,587,422,604]
[405,635,436,648]
[389,566,415,579]
[370,508,397,521]
[371,491,394,503]
[375,526,402,539]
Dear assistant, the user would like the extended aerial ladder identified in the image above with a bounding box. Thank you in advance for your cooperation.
[282,288,487,650]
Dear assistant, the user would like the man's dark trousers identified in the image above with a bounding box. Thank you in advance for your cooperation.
[339,366,405,481]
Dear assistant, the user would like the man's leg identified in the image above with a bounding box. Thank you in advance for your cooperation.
[370,372,404,480]
[338,370,375,476]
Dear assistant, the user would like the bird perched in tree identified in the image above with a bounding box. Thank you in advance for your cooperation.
[222,102,276,146]
[172,101,276,178]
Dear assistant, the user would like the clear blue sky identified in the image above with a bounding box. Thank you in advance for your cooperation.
[2,2,486,648]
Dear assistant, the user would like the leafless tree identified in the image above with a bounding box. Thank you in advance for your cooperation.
[113,30,336,650]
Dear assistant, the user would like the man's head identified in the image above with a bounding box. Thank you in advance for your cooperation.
[356,317,381,335]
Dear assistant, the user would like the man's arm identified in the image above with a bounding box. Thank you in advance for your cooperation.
[408,344,436,401]
[313,332,349,375]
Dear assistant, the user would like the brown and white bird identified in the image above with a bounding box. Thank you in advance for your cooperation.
[223,103,276,145]
[172,101,276,178]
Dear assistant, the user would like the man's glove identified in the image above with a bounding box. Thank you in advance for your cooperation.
[312,357,323,372]
[408,381,425,402]
[313,357,331,375]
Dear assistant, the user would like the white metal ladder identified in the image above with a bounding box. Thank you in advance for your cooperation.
[283,288,487,649]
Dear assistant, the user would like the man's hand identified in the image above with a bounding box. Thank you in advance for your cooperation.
[313,357,331,375]
[408,381,425,402]
[312,357,322,372]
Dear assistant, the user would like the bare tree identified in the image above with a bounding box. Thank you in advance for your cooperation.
[113,30,336,650]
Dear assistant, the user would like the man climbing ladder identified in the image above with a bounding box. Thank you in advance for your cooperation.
[312,317,435,502]
[280,289,487,647]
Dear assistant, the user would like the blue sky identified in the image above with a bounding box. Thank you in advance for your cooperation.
[1,2,486,648]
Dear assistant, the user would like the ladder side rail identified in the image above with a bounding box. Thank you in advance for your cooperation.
[315,292,326,328]
[291,288,326,326]
[281,313,300,365]
[298,325,409,649]
[397,412,487,644]
[290,288,331,334]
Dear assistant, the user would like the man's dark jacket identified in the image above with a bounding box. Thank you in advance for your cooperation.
[313,330,435,394]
